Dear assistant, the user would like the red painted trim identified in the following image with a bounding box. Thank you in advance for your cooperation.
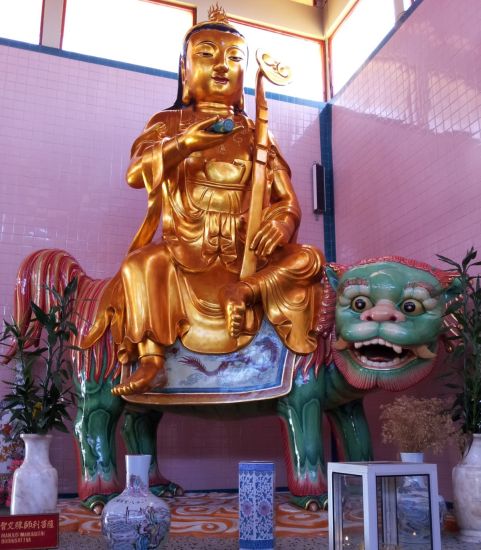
[39,0,46,45]
[326,0,361,97]
[327,0,361,39]
[59,0,67,49]
[327,35,334,98]
[138,0,196,22]
[230,16,321,42]
[320,39,328,102]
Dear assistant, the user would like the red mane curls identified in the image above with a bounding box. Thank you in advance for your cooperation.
[347,255,458,289]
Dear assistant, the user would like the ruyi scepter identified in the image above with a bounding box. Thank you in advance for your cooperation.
[240,50,293,279]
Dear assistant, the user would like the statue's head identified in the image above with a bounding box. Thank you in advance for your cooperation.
[326,258,460,392]
[172,5,247,112]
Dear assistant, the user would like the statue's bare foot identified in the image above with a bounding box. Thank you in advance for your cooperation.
[219,283,253,338]
[112,355,167,396]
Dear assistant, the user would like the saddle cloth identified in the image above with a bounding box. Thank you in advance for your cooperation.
[123,320,302,405]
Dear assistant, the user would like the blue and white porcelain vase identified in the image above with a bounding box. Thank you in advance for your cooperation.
[101,454,170,549]
[239,462,276,550]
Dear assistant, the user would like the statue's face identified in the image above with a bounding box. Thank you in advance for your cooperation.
[183,29,246,106]
[331,262,449,391]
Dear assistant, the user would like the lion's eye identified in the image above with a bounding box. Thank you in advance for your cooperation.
[401,299,424,315]
[351,296,373,312]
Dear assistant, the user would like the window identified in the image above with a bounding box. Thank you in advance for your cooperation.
[233,21,324,102]
[329,0,397,94]
[0,0,43,44]
[62,0,194,73]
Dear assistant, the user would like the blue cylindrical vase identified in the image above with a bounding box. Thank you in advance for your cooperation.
[239,461,275,550]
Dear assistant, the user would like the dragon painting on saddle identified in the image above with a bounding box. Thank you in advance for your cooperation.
[7,6,459,514]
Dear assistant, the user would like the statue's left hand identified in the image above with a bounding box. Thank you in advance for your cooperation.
[251,220,291,257]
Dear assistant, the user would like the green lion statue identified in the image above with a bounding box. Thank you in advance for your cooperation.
[8,251,458,512]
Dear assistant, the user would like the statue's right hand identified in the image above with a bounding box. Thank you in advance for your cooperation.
[178,116,242,155]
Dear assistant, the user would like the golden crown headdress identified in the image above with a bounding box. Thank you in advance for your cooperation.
[207,3,230,24]
[184,3,240,42]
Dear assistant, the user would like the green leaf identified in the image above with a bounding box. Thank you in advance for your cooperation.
[445,302,462,315]
[30,302,51,326]
[48,287,62,304]
[66,345,83,352]
[47,333,58,347]
[462,248,478,268]
[64,277,78,297]
[64,322,78,336]
[437,254,461,270]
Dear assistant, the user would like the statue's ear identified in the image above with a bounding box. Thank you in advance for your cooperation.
[180,57,186,84]
[325,265,340,291]
[444,276,463,302]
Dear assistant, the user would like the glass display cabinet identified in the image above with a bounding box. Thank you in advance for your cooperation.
[327,462,441,550]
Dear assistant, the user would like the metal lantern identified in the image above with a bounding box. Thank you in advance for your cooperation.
[328,462,441,549]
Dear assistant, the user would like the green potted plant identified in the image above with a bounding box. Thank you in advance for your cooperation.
[438,247,481,437]
[438,247,481,542]
[0,277,79,514]
[380,395,458,462]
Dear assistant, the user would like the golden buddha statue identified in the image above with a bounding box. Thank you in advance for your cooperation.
[82,6,324,396]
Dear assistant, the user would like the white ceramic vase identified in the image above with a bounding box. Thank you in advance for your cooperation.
[453,433,481,542]
[400,451,424,463]
[102,454,170,549]
[10,434,58,514]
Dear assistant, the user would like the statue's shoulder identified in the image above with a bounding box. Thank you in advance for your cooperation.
[130,110,182,155]
[145,110,182,132]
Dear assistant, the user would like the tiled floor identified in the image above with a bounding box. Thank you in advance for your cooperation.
[55,492,479,549]
[57,532,481,549]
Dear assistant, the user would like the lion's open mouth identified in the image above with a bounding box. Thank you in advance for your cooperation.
[334,336,437,370]
[350,337,412,369]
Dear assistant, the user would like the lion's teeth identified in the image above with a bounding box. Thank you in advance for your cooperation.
[379,338,393,349]
[364,357,402,368]
[353,339,403,355]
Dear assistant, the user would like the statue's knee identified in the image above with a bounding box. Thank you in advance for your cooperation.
[284,245,324,276]
[121,251,144,278]
[122,244,171,276]
[299,245,324,271]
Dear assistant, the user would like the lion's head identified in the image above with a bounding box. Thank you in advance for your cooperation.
[326,258,459,391]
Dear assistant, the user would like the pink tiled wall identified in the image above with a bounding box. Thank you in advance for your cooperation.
[332,0,481,266]
[332,0,481,499]
[0,44,323,493]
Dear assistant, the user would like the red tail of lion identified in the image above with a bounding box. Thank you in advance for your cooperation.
[8,249,120,382]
